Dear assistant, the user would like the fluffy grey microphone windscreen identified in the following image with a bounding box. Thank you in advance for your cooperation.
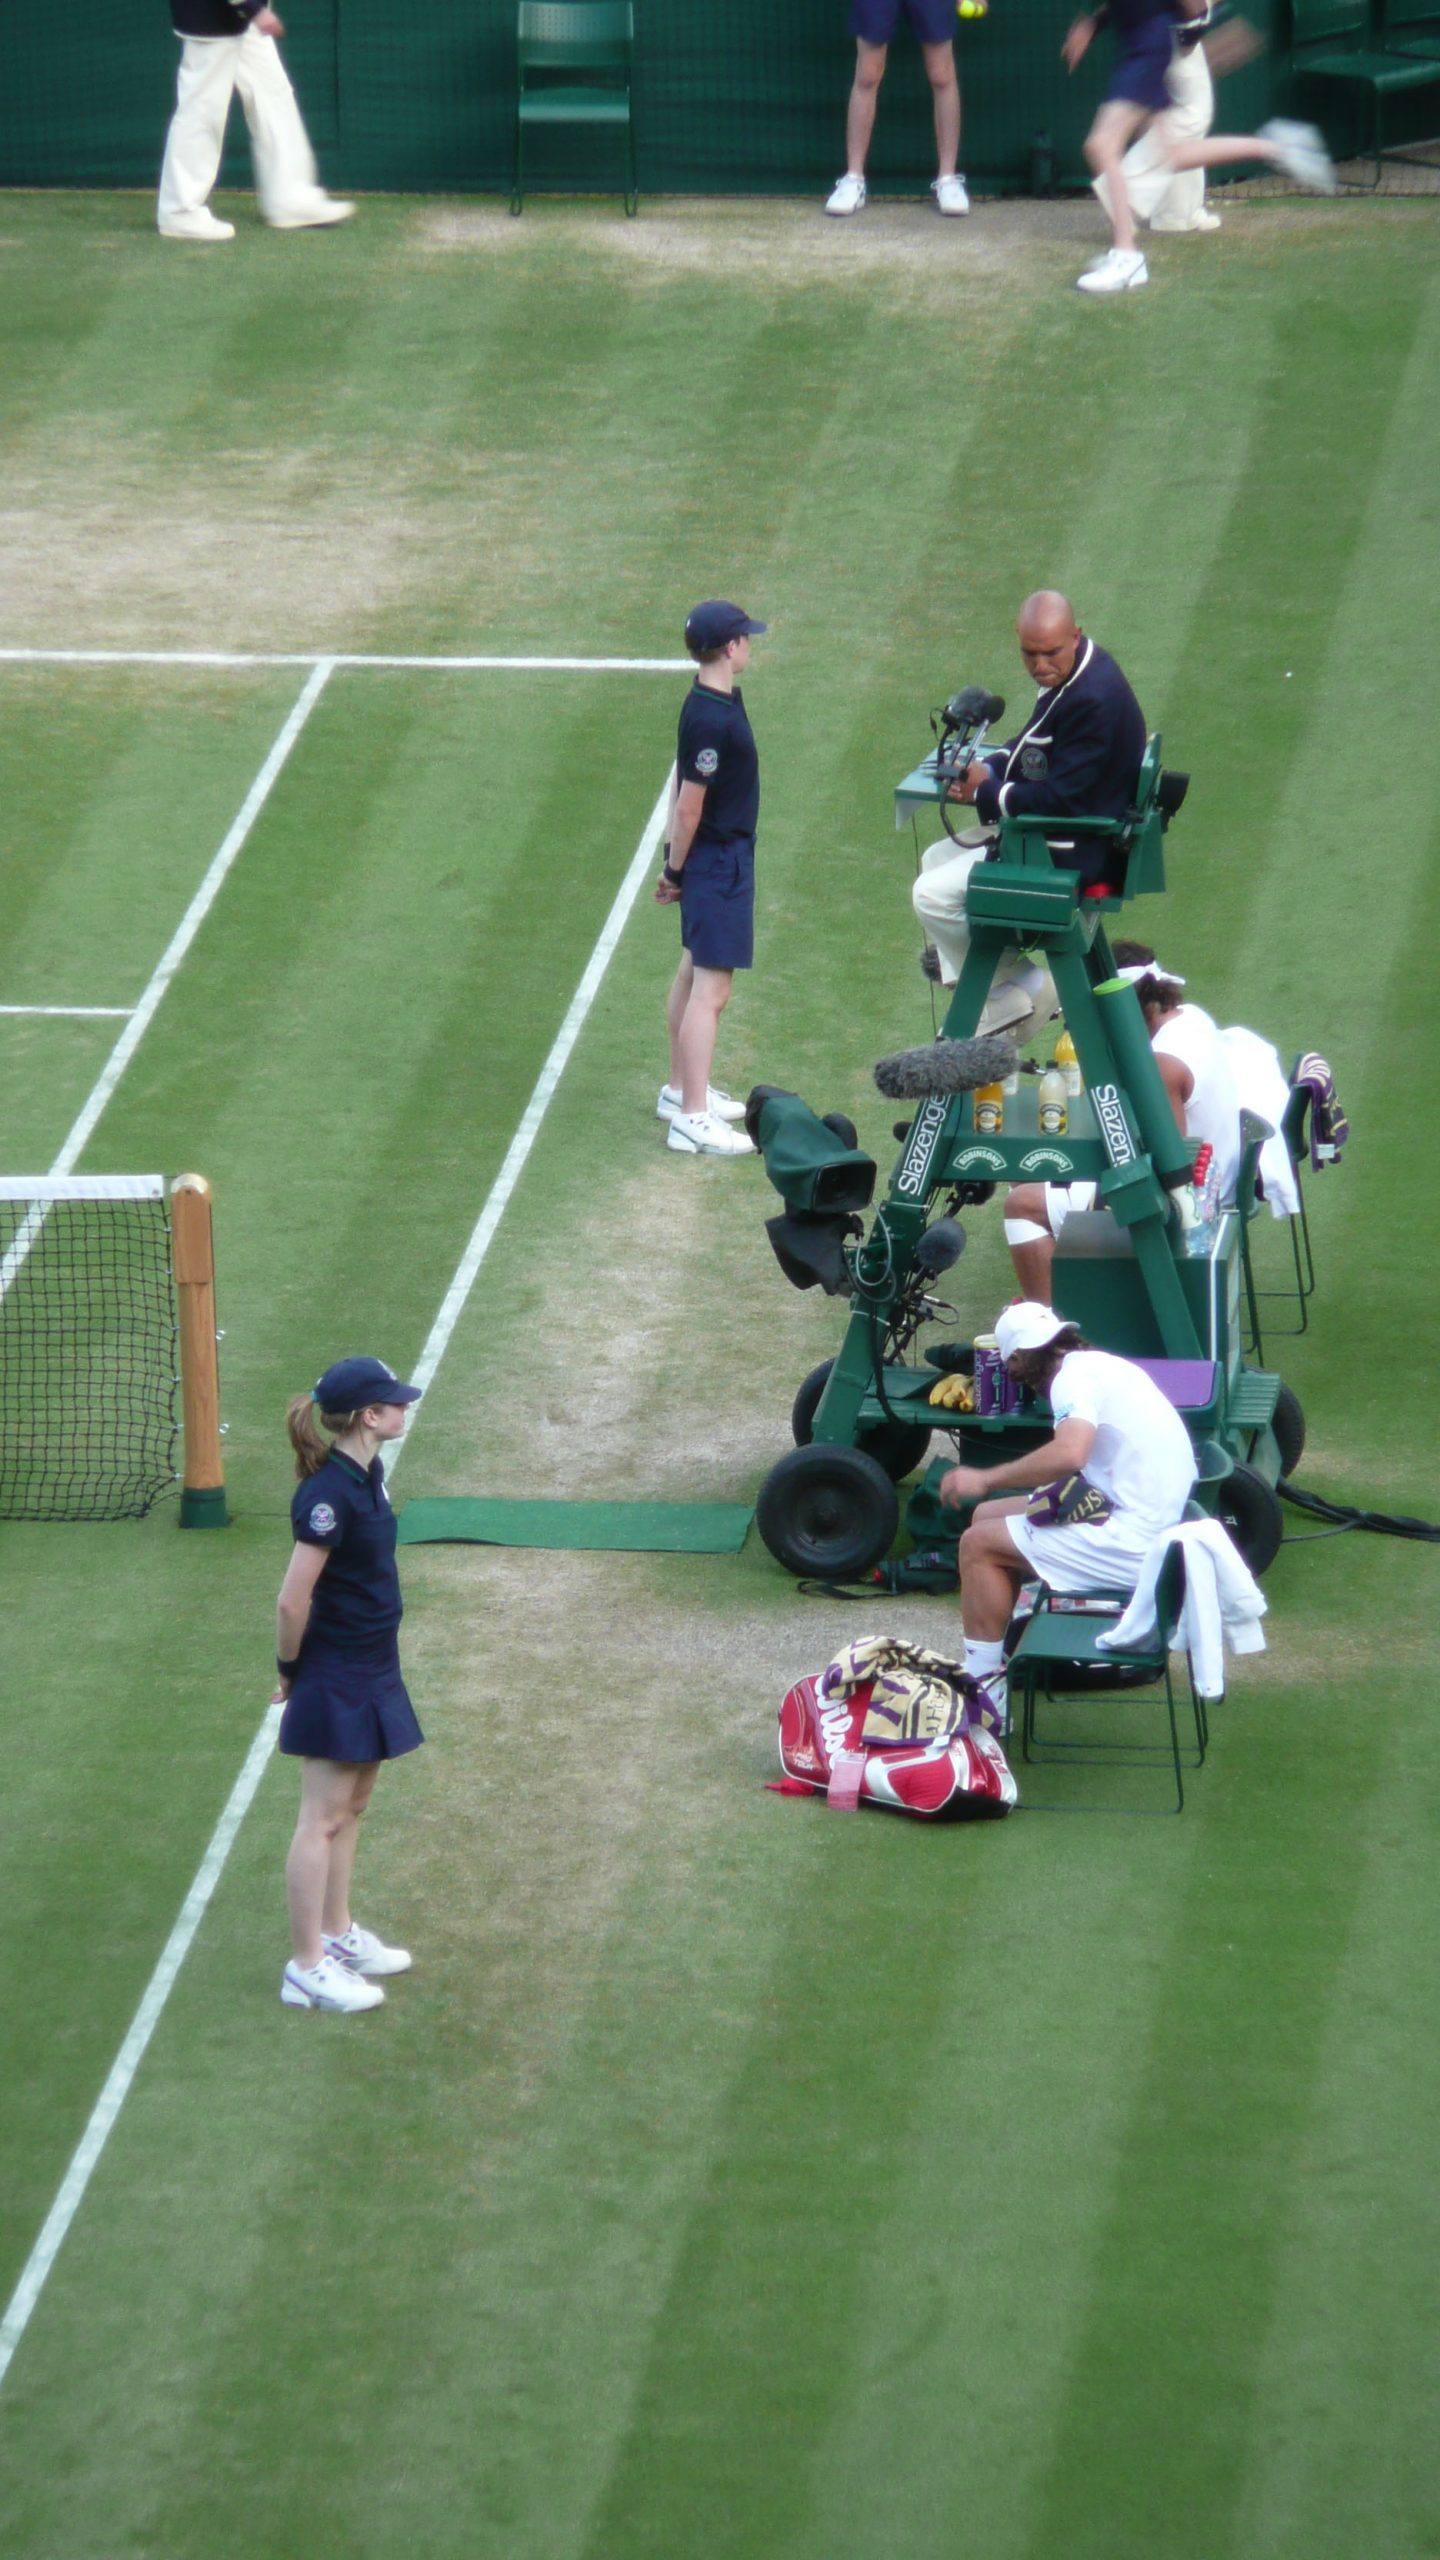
[873,1031,1019,1100]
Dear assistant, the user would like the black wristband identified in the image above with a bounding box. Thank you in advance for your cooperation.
[277,1654,301,1678]
[663,861,683,886]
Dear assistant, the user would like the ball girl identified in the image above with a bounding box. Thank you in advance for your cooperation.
[274,1356,424,2014]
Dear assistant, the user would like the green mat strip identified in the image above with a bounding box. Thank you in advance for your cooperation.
[396,1497,752,1554]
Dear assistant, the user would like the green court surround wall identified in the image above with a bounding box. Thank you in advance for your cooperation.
[1,0,1288,197]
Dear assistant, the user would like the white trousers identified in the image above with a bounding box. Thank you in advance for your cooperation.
[1092,44,1215,232]
[911,837,1058,1032]
[158,29,324,227]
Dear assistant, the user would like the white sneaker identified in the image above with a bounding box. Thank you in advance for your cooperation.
[1259,119,1338,193]
[825,173,867,217]
[656,1082,747,1124]
[1076,247,1149,294]
[281,1954,384,2012]
[268,196,356,231]
[666,1108,755,1157]
[324,1921,412,1978]
[931,174,970,216]
[158,210,235,243]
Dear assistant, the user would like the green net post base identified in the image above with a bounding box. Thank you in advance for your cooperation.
[180,1484,230,1529]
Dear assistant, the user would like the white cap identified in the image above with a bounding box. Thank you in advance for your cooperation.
[1116,961,1185,987]
[994,1301,1072,1360]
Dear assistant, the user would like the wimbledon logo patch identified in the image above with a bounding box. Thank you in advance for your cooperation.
[695,747,719,777]
[308,1502,338,1536]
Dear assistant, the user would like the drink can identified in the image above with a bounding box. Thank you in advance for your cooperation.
[973,1333,1006,1415]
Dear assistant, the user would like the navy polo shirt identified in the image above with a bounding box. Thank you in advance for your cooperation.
[677,680,760,844]
[292,1450,403,1644]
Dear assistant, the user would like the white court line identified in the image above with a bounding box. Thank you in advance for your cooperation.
[0,767,672,2394]
[0,1005,134,1019]
[0,649,690,673]
[0,660,332,1303]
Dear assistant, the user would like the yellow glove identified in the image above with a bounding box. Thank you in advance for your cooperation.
[928,1371,975,1412]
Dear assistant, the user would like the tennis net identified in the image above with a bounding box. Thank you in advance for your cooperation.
[0,1176,180,1522]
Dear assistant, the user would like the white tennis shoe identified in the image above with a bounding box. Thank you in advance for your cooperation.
[666,1108,755,1157]
[656,1082,747,1124]
[1076,247,1149,294]
[324,1921,412,1978]
[931,174,970,216]
[268,196,355,230]
[1259,120,1338,193]
[158,210,235,243]
[825,173,867,217]
[280,1954,384,2012]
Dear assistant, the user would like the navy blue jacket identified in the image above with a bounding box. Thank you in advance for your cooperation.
[975,636,1146,885]
[170,1,262,34]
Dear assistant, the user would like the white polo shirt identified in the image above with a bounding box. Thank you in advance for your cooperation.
[1049,1349,1197,1542]
[1151,1002,1241,1206]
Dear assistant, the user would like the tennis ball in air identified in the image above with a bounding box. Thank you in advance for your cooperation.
[957,1,988,18]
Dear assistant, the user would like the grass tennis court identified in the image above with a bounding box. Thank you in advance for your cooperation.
[1,186,1438,2559]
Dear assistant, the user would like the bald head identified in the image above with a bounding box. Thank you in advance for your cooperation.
[1017,590,1081,689]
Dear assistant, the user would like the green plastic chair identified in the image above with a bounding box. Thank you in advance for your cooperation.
[996,734,1174,907]
[512,1,638,217]
[1289,0,1440,180]
[1009,1544,1206,1814]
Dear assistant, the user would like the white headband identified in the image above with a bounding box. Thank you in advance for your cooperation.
[1117,962,1186,988]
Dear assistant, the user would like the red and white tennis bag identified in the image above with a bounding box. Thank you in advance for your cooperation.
[776,1635,1016,1819]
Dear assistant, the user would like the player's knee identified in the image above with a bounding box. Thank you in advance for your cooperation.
[854,44,886,92]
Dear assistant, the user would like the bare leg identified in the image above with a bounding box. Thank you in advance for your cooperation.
[844,40,887,175]
[1003,1182,1058,1303]
[958,1503,1030,1640]
[921,40,961,178]
[1085,99,1151,251]
[321,1763,379,1939]
[677,965,733,1116]
[1168,133,1282,171]
[286,1758,369,1969]
[665,950,694,1089]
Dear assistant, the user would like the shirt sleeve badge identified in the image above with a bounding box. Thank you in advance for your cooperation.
[1020,745,1049,779]
[695,746,719,777]
[308,1502,338,1535]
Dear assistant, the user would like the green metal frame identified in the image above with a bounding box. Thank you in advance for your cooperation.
[1010,1547,1206,1816]
[806,740,1282,1497]
[512,0,638,217]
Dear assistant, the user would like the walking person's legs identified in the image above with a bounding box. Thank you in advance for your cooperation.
[234,26,353,227]
[158,37,240,238]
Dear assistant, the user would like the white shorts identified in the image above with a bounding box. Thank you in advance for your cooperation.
[1005,1509,1153,1595]
[1044,1178,1098,1235]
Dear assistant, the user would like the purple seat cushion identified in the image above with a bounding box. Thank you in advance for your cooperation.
[1133,1358,1219,1411]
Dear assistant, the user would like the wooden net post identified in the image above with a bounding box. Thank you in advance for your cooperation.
[171,1173,229,1528]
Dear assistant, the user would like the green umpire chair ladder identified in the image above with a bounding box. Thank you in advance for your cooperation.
[512,1,638,217]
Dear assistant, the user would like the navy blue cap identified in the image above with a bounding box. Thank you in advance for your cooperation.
[684,599,767,653]
[314,1355,422,1413]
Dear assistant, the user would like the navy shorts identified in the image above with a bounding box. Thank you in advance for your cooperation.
[851,0,956,44]
[278,1633,424,1763]
[1105,23,1175,111]
[680,836,755,972]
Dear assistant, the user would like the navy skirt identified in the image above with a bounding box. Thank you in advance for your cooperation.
[278,1632,424,1764]
[1106,23,1175,111]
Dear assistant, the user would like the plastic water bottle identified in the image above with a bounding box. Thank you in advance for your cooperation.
[974,1081,1004,1134]
[1037,1065,1068,1136]
[1053,1030,1082,1098]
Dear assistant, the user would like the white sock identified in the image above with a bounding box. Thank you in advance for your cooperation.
[963,1638,1005,1683]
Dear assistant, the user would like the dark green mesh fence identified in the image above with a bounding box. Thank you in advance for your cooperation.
[4,0,1398,200]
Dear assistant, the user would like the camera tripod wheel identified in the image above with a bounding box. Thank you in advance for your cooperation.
[756,1444,900,1580]
[1216,1461,1284,1576]
[791,1358,932,1483]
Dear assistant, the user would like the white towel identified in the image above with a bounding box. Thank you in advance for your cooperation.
[1096,1518,1267,1701]
[1222,1025,1301,1219]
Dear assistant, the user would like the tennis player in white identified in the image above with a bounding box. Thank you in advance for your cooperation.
[942,1300,1197,1731]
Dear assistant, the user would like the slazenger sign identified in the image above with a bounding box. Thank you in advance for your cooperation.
[1091,1081,1136,1168]
[896,1093,950,1197]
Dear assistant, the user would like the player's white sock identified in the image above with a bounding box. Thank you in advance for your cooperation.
[963,1638,1005,1682]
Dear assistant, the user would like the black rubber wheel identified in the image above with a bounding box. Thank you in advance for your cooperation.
[1216,1461,1284,1575]
[1272,1381,1306,1478]
[791,1358,931,1483]
[757,1443,901,1580]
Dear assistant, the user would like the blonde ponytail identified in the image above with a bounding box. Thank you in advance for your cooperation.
[286,1394,362,1481]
